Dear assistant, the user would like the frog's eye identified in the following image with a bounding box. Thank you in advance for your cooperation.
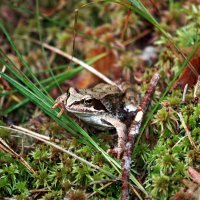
[84,98,93,105]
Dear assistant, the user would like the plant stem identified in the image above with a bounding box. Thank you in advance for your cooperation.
[121,73,160,200]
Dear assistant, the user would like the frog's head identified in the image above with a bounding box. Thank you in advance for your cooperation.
[65,87,107,115]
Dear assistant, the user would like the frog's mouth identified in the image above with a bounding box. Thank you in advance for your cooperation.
[66,105,105,115]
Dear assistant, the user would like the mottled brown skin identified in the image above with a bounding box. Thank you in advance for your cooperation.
[52,83,139,159]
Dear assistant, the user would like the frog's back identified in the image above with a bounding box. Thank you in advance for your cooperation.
[80,83,121,99]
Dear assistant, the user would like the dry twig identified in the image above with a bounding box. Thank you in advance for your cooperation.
[121,73,160,200]
[0,137,35,174]
[177,112,197,150]
[19,37,116,86]
[0,125,116,179]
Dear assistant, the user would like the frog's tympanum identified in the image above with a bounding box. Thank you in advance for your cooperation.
[52,83,139,159]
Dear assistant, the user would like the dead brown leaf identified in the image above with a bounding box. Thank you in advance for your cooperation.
[173,46,200,89]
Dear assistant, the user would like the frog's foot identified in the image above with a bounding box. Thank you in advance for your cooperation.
[107,147,124,160]
[51,94,68,117]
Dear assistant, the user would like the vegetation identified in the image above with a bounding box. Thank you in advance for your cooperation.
[0,0,199,199]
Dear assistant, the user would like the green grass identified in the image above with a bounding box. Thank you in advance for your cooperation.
[1,0,200,198]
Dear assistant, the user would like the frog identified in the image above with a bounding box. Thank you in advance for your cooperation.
[51,82,140,159]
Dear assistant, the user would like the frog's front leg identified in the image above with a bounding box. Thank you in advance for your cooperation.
[102,116,127,159]
[51,93,68,117]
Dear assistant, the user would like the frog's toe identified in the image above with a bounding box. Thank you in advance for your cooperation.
[107,147,123,159]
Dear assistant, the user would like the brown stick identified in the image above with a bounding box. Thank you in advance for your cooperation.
[0,138,35,174]
[121,73,160,200]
